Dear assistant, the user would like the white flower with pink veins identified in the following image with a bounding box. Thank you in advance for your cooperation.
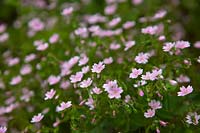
[80,78,93,88]
[10,75,22,85]
[44,89,56,100]
[56,101,72,112]
[91,62,105,74]
[186,112,200,125]
[129,68,143,79]
[61,7,74,16]
[48,75,61,85]
[148,100,162,110]
[31,113,44,123]
[175,40,190,49]
[163,42,175,52]
[144,109,155,118]
[70,72,83,83]
[177,85,193,96]
[135,52,150,64]
[103,80,123,99]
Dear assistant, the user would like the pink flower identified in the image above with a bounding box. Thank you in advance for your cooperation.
[175,40,190,49]
[156,128,160,133]
[142,69,162,81]
[36,42,48,51]
[10,76,22,85]
[140,80,147,86]
[28,18,44,32]
[135,52,149,64]
[194,41,200,48]
[56,101,72,112]
[20,64,32,75]
[20,88,34,102]
[151,69,162,79]
[0,33,9,42]
[103,80,123,99]
[124,41,135,51]
[48,75,61,85]
[163,42,175,52]
[44,89,56,100]
[117,57,124,64]
[141,25,158,35]
[61,7,74,16]
[85,97,95,110]
[184,59,191,66]
[115,28,122,35]
[175,49,181,55]
[0,126,7,133]
[53,118,61,127]
[80,78,93,88]
[177,85,193,96]
[60,56,79,76]
[49,34,59,44]
[159,120,168,127]
[86,14,107,24]
[7,57,19,66]
[186,112,200,125]
[108,17,121,27]
[129,68,143,79]
[123,21,135,29]
[103,57,113,64]
[153,10,167,20]
[60,80,70,89]
[74,27,88,38]
[138,89,144,96]
[103,80,118,91]
[70,72,83,83]
[31,113,44,123]
[176,75,190,83]
[78,56,89,66]
[110,42,121,50]
[107,87,123,99]
[104,4,117,15]
[148,100,162,110]
[158,35,166,41]
[92,87,102,94]
[89,25,100,32]
[67,56,80,66]
[144,109,155,118]
[125,95,131,103]
[169,80,178,86]
[81,66,90,74]
[141,72,153,80]
[91,62,105,74]
[24,54,36,63]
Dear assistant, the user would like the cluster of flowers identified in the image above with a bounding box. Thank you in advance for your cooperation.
[0,0,200,132]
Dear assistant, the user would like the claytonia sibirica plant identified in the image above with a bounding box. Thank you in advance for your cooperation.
[0,0,200,132]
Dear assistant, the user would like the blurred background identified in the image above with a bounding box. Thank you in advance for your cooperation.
[1,0,200,92]
[1,0,200,41]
